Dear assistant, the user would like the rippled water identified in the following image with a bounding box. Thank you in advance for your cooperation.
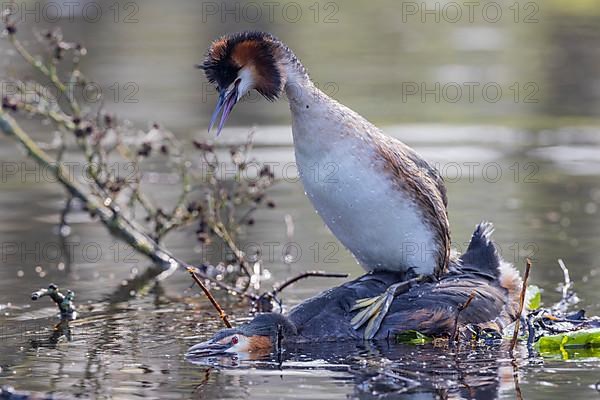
[2,127,600,399]
[2,0,600,398]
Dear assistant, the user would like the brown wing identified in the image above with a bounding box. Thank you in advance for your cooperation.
[404,146,448,208]
[382,276,509,337]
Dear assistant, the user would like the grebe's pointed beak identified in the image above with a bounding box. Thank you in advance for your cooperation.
[186,339,230,357]
[208,90,226,133]
[208,80,240,136]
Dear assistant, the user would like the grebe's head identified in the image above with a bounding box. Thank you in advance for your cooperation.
[186,313,297,357]
[199,31,286,135]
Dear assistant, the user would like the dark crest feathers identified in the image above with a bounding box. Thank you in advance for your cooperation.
[201,31,284,100]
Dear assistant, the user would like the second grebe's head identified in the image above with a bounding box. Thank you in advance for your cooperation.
[199,31,287,135]
[186,313,297,357]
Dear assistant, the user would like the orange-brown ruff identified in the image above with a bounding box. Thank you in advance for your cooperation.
[201,31,450,278]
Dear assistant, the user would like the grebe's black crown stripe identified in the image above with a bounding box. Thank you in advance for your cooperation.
[201,31,308,101]
[241,313,298,337]
[202,31,281,99]
[211,328,240,342]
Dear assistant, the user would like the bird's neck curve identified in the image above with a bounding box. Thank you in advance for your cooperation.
[276,45,369,136]
[273,46,328,112]
[284,72,325,111]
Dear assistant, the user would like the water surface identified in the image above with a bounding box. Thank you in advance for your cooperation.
[1,0,600,398]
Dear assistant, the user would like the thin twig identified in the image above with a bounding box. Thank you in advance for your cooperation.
[18,101,75,130]
[2,22,275,306]
[0,110,235,292]
[187,266,258,300]
[271,270,348,296]
[9,35,80,116]
[512,359,524,400]
[187,267,232,328]
[210,219,251,277]
[236,205,257,225]
[554,258,576,312]
[58,195,73,234]
[0,108,261,299]
[510,258,532,353]
[451,290,477,345]
[254,270,348,312]
[558,259,571,300]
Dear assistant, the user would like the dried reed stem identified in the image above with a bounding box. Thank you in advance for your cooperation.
[451,290,477,344]
[510,258,532,352]
[187,267,232,328]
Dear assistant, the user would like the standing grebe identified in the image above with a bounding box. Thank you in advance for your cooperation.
[199,31,450,338]
[187,223,522,355]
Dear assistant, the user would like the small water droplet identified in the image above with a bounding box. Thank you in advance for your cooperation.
[59,224,71,237]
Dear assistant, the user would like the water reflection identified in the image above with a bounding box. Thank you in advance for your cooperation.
[2,128,600,398]
[187,340,525,400]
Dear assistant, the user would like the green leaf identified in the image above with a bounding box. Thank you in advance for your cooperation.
[536,328,600,350]
[539,346,600,360]
[525,285,542,310]
[395,330,432,345]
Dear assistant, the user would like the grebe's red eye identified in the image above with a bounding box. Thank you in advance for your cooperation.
[231,336,239,345]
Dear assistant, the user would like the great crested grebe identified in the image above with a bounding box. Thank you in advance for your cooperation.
[199,31,449,338]
[187,223,522,355]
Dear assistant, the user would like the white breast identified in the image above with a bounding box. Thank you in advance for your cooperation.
[288,90,438,275]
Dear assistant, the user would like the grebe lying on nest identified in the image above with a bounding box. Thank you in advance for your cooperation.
[187,222,522,356]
